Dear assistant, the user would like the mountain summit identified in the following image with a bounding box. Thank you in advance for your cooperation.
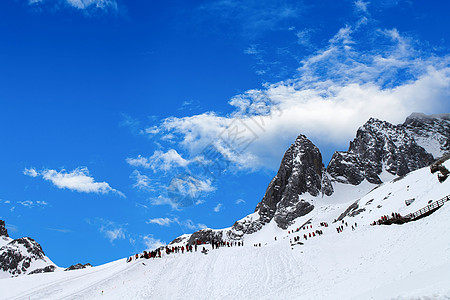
[181,113,450,240]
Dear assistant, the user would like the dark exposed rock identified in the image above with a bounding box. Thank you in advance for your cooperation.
[169,235,188,245]
[404,113,450,158]
[29,265,57,275]
[65,263,92,271]
[232,135,332,231]
[327,117,435,185]
[186,229,224,245]
[0,237,46,276]
[0,220,8,237]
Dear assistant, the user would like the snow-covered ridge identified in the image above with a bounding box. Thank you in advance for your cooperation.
[1,159,449,299]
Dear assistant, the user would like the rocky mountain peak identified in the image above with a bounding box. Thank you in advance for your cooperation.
[327,115,435,185]
[231,134,332,233]
[0,221,56,277]
[0,220,8,238]
[172,113,449,243]
[403,113,450,158]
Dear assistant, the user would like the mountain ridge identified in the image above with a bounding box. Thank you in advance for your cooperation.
[172,112,450,244]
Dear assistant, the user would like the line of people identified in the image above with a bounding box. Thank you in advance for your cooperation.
[336,220,357,233]
[371,212,403,226]
[127,239,244,262]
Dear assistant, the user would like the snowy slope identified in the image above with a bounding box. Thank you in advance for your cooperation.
[0,236,61,279]
[1,161,449,299]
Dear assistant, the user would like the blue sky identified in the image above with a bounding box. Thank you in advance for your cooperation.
[1,0,450,267]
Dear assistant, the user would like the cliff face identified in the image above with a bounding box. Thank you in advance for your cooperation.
[232,135,332,233]
[327,117,436,185]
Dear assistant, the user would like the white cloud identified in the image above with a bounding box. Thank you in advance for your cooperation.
[146,216,207,231]
[18,200,33,207]
[213,203,223,212]
[130,170,153,191]
[143,235,165,250]
[17,200,48,208]
[182,219,207,230]
[25,167,125,197]
[27,0,119,13]
[150,196,181,210]
[127,149,191,172]
[166,174,215,207]
[45,227,72,233]
[235,198,246,205]
[23,168,39,177]
[147,217,173,226]
[97,219,126,244]
[146,24,450,172]
[126,155,151,168]
[355,0,369,13]
[198,0,303,38]
[103,228,125,243]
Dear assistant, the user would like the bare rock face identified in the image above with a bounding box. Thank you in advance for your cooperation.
[0,237,55,276]
[327,117,435,185]
[187,229,224,245]
[65,263,92,271]
[29,265,57,275]
[403,113,450,158]
[232,135,332,231]
[0,220,8,238]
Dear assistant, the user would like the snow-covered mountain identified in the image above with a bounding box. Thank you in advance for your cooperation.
[0,221,59,279]
[1,154,449,299]
[0,112,449,299]
[181,113,450,241]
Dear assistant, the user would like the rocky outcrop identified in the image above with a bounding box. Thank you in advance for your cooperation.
[29,265,57,275]
[232,135,332,232]
[0,220,8,238]
[0,237,53,276]
[327,117,435,185]
[187,229,224,245]
[65,263,92,271]
[404,113,450,158]
[0,221,58,277]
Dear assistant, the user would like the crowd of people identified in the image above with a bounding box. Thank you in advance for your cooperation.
[371,212,403,225]
[127,239,245,262]
[336,219,357,233]
[127,218,364,263]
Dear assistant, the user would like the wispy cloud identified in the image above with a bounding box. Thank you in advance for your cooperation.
[147,217,173,226]
[96,219,126,244]
[142,235,165,250]
[145,20,450,172]
[197,0,304,39]
[26,0,121,15]
[45,227,72,233]
[1,197,48,209]
[130,170,153,191]
[146,216,207,231]
[103,227,125,243]
[213,203,223,212]
[24,167,125,197]
[235,198,246,205]
[23,168,39,177]
[127,149,191,172]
